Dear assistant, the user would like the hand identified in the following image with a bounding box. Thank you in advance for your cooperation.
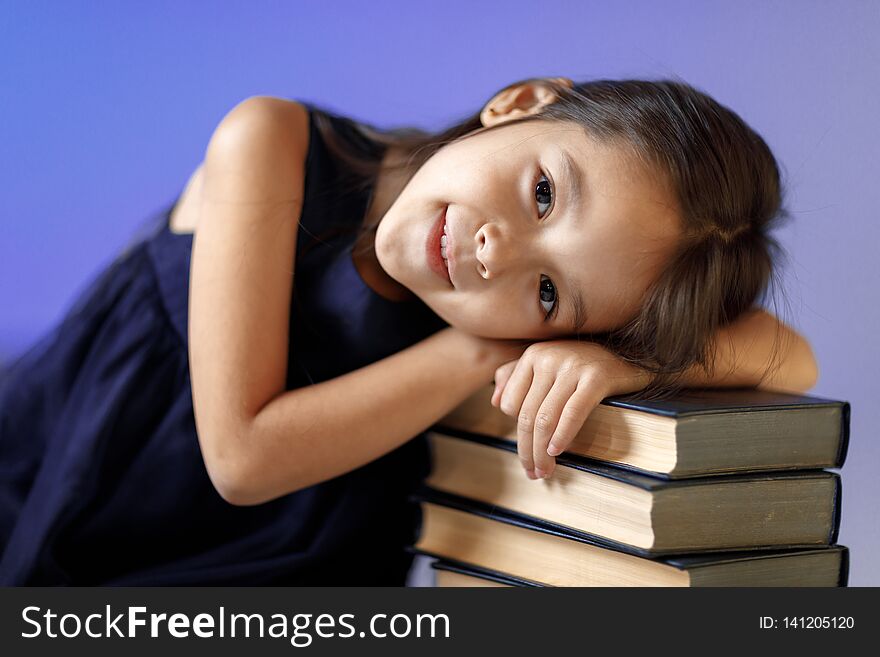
[490,340,653,480]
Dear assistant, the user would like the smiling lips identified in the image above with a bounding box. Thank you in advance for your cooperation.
[441,220,455,282]
[426,206,453,286]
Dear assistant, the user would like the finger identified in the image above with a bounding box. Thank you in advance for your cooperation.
[514,370,556,480]
[497,355,533,419]
[496,356,534,471]
[491,360,518,407]
[532,376,579,478]
[546,380,603,458]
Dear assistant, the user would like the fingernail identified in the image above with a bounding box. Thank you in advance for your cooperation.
[547,443,562,456]
[525,469,537,480]
[534,468,547,479]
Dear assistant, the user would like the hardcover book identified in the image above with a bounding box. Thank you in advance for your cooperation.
[414,491,849,587]
[424,432,842,553]
[433,384,850,478]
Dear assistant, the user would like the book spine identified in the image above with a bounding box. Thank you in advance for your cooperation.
[829,472,843,544]
[835,402,851,468]
[839,546,850,587]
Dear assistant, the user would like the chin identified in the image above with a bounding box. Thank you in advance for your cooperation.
[436,317,514,340]
[465,320,551,341]
[419,298,451,321]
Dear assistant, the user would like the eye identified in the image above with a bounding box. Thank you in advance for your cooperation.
[535,173,553,218]
[539,274,558,320]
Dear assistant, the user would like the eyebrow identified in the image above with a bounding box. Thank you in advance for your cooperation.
[558,148,583,211]
[557,149,590,334]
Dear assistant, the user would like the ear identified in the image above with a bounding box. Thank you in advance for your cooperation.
[480,77,574,127]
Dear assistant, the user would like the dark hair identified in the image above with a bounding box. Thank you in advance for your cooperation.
[312,77,792,400]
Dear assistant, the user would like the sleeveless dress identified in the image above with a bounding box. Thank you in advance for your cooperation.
[0,101,449,585]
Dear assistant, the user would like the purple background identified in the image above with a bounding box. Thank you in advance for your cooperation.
[2,1,878,585]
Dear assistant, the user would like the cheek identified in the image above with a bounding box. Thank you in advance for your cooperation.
[420,148,505,203]
[427,295,535,339]
[417,293,478,333]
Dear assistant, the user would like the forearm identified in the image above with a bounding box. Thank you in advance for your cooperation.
[230,328,519,505]
[677,308,819,393]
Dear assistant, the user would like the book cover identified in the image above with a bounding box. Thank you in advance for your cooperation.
[412,489,850,587]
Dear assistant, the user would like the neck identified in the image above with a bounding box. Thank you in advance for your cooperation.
[352,144,419,302]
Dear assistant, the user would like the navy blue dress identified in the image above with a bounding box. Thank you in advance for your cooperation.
[0,102,448,585]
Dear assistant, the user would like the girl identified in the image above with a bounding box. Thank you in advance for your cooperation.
[0,76,817,585]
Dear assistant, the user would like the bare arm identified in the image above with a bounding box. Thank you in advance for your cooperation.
[189,96,308,504]
[241,327,526,505]
[677,307,819,393]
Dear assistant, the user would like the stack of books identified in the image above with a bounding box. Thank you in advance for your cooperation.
[411,384,850,587]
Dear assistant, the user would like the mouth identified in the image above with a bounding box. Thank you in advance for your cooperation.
[426,206,453,287]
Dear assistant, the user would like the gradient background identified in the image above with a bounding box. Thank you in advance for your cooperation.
[1,1,877,585]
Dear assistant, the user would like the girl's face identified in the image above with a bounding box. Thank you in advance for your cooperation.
[374,118,683,340]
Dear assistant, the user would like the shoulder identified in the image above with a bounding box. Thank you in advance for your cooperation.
[206,96,311,172]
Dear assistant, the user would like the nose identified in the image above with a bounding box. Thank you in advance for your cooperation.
[475,222,527,280]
